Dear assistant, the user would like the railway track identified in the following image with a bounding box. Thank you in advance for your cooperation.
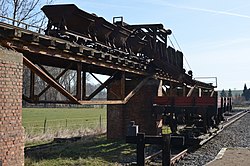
[142,110,249,166]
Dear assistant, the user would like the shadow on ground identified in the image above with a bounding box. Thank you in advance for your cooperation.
[25,134,137,165]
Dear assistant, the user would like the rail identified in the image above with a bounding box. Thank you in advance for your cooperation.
[134,110,249,166]
[199,110,248,145]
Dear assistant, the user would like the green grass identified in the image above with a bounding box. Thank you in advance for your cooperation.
[22,107,107,134]
[25,134,136,166]
[22,108,138,165]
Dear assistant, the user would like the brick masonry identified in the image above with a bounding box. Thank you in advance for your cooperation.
[0,46,24,166]
[107,78,159,139]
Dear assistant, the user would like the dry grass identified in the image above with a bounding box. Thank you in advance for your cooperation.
[25,133,136,166]
[25,126,106,146]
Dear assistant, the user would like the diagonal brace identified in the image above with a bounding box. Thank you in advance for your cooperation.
[89,72,121,99]
[23,56,79,104]
[87,72,119,100]
[123,76,151,104]
[37,63,73,98]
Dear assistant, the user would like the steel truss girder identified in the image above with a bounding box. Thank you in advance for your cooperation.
[0,23,212,105]
[23,56,151,105]
[23,56,80,104]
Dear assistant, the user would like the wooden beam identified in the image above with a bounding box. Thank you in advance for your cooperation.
[199,88,202,97]
[79,100,124,105]
[2,39,147,76]
[158,80,163,96]
[23,56,79,104]
[33,99,124,105]
[123,76,151,104]
[210,90,215,97]
[187,86,195,97]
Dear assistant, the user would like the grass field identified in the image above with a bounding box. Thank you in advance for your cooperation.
[23,106,249,165]
[22,108,138,165]
[22,107,107,144]
[23,107,107,131]
[25,134,137,166]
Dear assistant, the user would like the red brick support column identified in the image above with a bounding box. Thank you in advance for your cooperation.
[0,46,24,166]
[107,77,125,139]
[107,78,159,139]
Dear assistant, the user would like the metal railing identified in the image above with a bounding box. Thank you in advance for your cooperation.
[0,15,45,33]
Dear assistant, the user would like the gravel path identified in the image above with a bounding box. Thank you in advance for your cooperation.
[176,112,250,166]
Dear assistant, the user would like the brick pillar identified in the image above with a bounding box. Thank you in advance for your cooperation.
[107,78,159,139]
[0,46,24,166]
[107,77,125,139]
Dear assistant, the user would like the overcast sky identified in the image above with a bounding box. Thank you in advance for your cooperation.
[53,0,250,90]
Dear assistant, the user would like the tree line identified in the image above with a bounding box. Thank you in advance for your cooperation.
[242,84,250,101]
[220,89,232,97]
[220,84,250,102]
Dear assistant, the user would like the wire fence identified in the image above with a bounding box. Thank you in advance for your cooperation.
[23,115,107,135]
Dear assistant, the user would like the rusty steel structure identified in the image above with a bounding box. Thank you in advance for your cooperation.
[0,4,214,106]
[0,4,233,138]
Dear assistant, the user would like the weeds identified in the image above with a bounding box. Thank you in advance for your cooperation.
[25,134,136,166]
[25,126,106,146]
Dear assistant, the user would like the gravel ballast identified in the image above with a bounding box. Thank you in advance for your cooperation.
[176,112,250,166]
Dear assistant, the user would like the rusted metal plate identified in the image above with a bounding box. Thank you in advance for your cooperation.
[196,97,216,106]
[154,96,216,107]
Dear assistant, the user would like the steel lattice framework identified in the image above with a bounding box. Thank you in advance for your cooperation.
[0,12,215,105]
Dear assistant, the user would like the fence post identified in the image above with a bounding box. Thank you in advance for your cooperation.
[43,117,47,134]
[137,133,145,166]
[99,115,102,131]
[66,119,68,128]
[162,134,171,166]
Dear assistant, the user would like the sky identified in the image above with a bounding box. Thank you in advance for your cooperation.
[52,0,250,90]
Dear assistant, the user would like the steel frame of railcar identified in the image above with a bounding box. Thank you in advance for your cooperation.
[153,82,232,134]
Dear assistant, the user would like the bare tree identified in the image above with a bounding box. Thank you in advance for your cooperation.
[0,0,8,18]
[0,0,53,27]
[1,0,106,105]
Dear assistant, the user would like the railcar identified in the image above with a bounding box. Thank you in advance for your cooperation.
[42,4,184,77]
[153,85,232,135]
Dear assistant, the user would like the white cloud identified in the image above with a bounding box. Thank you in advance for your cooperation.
[146,0,250,19]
